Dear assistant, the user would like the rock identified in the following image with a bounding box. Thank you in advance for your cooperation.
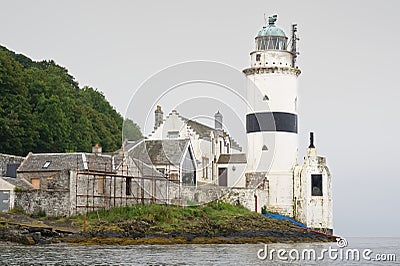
[20,235,36,245]
[31,232,41,243]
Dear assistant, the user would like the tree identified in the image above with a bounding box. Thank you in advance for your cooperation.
[123,118,143,141]
[0,45,143,156]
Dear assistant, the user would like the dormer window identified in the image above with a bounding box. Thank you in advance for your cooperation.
[256,54,261,61]
[42,161,51,169]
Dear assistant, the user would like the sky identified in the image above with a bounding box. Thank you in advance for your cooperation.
[1,0,400,237]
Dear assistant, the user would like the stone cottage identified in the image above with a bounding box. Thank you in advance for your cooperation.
[14,150,166,216]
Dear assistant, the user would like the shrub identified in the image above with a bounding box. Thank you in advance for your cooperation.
[261,205,268,214]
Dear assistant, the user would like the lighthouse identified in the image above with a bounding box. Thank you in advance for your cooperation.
[243,15,301,216]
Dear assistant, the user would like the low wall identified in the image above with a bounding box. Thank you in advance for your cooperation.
[169,184,268,213]
[15,190,70,217]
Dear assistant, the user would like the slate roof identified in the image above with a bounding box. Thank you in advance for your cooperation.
[129,139,189,166]
[179,112,242,151]
[129,157,165,178]
[184,118,216,140]
[17,153,115,173]
[1,177,35,190]
[217,153,247,164]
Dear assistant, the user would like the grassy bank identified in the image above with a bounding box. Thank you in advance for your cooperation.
[63,202,335,245]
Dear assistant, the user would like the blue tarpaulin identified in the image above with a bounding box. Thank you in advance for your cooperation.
[263,212,309,229]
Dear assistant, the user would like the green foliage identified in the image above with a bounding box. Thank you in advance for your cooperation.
[73,201,252,230]
[261,205,268,214]
[37,209,47,218]
[0,45,142,155]
[122,118,143,141]
[13,186,26,192]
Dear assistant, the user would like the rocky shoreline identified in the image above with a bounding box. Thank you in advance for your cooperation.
[0,222,335,246]
[0,203,336,245]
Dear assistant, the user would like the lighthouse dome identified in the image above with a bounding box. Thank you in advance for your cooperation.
[257,24,286,38]
[255,15,288,51]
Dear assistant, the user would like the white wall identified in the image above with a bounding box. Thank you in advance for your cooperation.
[295,148,333,231]
[265,172,294,216]
[218,163,246,188]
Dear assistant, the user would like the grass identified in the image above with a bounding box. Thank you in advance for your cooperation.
[70,201,252,231]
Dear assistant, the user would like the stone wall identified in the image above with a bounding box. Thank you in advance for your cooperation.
[15,170,269,217]
[0,153,25,177]
[168,184,268,213]
[15,190,70,217]
[18,170,70,190]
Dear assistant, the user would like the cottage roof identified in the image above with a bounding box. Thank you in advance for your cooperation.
[217,153,247,164]
[17,153,114,173]
[161,110,243,151]
[129,139,189,166]
[130,157,165,177]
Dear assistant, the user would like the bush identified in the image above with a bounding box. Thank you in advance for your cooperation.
[37,209,46,218]
[261,205,268,214]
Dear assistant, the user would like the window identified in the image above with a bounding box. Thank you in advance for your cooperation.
[167,131,179,139]
[5,163,20,178]
[227,144,230,154]
[42,161,51,169]
[202,157,209,179]
[262,145,268,151]
[31,178,40,189]
[219,141,222,154]
[126,177,132,196]
[170,173,179,181]
[311,174,323,196]
[256,54,261,61]
[157,168,165,175]
[98,176,104,194]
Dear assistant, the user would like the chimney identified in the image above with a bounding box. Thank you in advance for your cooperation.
[154,105,163,130]
[92,143,102,154]
[215,111,223,131]
[309,132,315,148]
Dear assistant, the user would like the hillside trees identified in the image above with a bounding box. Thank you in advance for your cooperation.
[0,46,142,156]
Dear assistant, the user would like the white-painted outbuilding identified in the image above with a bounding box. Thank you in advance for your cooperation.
[0,177,34,212]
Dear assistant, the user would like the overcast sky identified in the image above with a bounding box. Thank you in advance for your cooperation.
[2,0,400,237]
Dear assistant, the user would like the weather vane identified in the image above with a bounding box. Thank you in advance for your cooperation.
[264,13,277,26]
[269,14,277,25]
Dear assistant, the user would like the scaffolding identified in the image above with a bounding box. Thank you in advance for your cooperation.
[74,154,180,215]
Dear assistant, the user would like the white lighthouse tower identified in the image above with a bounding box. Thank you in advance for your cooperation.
[244,15,301,216]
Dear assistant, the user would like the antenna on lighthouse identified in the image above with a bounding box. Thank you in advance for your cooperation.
[291,24,300,67]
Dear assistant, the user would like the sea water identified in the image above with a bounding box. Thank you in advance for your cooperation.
[0,237,398,265]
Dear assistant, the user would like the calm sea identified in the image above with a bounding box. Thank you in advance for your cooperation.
[0,237,398,265]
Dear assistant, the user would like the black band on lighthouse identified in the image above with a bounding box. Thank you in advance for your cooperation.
[246,112,298,133]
